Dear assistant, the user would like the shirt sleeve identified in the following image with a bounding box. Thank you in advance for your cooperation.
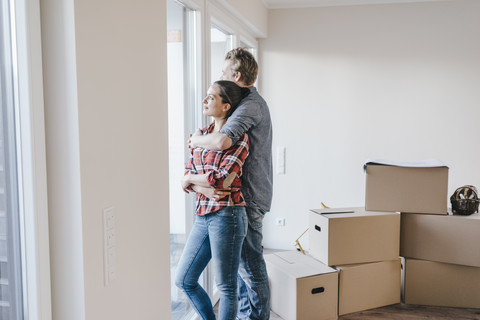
[206,134,249,189]
[219,100,261,145]
[184,154,197,192]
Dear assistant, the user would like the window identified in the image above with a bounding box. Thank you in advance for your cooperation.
[240,41,256,56]
[167,1,203,319]
[0,1,26,318]
[167,1,259,318]
[0,0,51,319]
[210,25,233,82]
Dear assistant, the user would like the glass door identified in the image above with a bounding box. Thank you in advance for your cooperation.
[167,1,203,319]
[168,4,251,319]
[210,25,233,83]
[240,41,256,56]
[202,23,234,304]
[0,0,26,318]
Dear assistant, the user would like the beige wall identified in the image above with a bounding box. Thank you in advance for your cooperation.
[225,0,268,37]
[42,0,170,319]
[259,0,480,249]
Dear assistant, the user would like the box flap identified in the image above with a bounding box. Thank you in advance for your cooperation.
[310,207,399,218]
[364,159,448,170]
[310,208,356,216]
[265,251,336,278]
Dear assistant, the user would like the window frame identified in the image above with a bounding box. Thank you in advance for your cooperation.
[11,0,52,319]
[167,1,207,319]
[207,1,258,54]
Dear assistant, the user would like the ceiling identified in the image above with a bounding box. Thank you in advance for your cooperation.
[262,0,448,9]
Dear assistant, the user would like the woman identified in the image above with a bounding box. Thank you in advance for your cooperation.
[175,80,250,320]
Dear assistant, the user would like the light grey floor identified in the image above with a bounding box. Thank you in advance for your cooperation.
[264,248,284,319]
[170,234,193,320]
[212,303,284,319]
[213,248,285,319]
[269,310,284,320]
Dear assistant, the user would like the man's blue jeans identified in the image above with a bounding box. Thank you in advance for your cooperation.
[237,201,270,320]
[175,206,247,320]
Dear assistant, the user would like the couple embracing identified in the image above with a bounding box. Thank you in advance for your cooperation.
[175,48,273,320]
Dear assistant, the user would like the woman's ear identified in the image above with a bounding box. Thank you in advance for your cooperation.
[223,103,231,113]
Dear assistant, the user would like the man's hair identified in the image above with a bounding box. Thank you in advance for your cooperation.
[225,48,258,86]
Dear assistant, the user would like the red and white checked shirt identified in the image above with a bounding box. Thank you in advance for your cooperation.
[185,123,249,216]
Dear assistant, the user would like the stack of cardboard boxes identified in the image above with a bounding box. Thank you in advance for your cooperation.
[400,209,480,305]
[367,160,480,309]
[308,207,401,316]
[266,160,479,320]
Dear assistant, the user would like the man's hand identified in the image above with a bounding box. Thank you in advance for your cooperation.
[188,129,202,149]
[193,185,231,202]
[188,130,232,151]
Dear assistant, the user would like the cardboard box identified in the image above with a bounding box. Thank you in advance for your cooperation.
[401,212,480,267]
[309,207,400,266]
[404,258,480,308]
[365,160,449,214]
[265,251,338,320]
[337,259,401,315]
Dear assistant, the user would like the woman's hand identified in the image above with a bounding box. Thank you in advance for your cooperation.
[193,185,231,202]
[205,187,231,202]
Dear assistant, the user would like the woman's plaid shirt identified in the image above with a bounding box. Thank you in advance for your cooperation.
[185,123,249,216]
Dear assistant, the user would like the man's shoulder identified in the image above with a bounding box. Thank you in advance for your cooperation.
[239,88,267,109]
[234,95,261,115]
[221,87,270,136]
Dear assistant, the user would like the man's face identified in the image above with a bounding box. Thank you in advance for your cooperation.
[220,60,236,82]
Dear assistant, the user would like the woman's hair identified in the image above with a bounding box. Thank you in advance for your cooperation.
[225,48,258,86]
[214,80,250,118]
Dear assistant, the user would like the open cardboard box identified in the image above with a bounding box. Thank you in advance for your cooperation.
[265,251,338,320]
[309,207,400,266]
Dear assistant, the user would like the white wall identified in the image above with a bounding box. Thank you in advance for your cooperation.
[41,0,171,319]
[224,0,268,37]
[259,0,480,250]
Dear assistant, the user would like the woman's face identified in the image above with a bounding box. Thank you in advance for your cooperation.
[202,84,229,118]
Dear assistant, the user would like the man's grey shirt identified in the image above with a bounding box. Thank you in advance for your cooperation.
[220,87,273,212]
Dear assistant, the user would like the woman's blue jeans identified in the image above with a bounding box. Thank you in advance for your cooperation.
[175,206,247,320]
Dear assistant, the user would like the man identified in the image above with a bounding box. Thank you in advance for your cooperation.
[189,48,273,320]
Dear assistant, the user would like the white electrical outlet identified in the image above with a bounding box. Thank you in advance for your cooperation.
[276,218,286,227]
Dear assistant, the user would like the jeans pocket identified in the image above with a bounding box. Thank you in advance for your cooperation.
[242,214,248,236]
[246,205,265,231]
[216,207,234,217]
